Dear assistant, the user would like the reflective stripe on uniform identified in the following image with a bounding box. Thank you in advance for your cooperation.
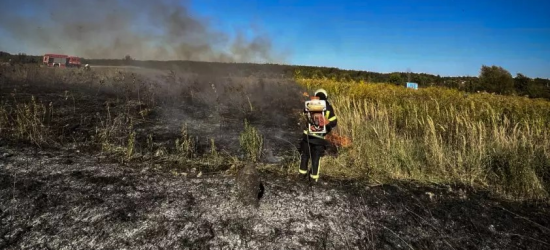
[299,169,308,174]
[325,110,337,121]
[303,130,324,139]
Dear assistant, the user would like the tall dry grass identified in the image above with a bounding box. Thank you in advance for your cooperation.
[299,78,550,200]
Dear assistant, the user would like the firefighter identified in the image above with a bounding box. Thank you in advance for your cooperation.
[299,88,338,182]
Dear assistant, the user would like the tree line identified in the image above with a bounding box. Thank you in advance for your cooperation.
[293,65,550,99]
[1,51,549,100]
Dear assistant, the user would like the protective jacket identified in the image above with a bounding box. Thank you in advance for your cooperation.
[299,99,337,180]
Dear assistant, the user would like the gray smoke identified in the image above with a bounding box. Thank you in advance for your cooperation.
[0,0,286,63]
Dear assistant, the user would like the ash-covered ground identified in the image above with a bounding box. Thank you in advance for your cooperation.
[1,65,550,249]
[2,145,550,250]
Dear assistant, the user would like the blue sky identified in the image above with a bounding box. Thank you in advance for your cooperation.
[191,0,550,78]
[1,0,549,78]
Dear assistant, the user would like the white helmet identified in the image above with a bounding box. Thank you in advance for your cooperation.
[314,88,328,100]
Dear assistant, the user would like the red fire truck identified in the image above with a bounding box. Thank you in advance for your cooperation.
[42,54,82,68]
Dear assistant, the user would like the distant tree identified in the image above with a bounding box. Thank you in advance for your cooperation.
[124,55,133,61]
[530,78,550,99]
[514,73,531,95]
[466,78,480,92]
[389,73,402,85]
[312,69,323,79]
[436,74,442,85]
[340,72,352,82]
[478,65,514,94]
[16,53,27,63]
[533,77,550,88]
[416,75,429,86]
[0,51,10,61]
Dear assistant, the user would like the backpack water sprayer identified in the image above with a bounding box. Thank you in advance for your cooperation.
[304,96,327,134]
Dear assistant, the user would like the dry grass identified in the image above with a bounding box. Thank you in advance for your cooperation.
[94,103,136,161]
[175,123,198,159]
[299,78,550,200]
[0,95,54,147]
[239,119,264,163]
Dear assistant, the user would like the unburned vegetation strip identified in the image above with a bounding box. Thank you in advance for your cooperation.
[298,78,550,200]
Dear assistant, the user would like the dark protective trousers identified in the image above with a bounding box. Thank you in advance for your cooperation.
[299,139,326,180]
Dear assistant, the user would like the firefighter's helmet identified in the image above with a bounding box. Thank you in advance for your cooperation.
[314,88,328,100]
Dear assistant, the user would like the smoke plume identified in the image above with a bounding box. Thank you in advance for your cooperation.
[0,0,286,63]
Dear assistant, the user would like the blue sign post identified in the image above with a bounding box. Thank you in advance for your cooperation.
[406,82,418,90]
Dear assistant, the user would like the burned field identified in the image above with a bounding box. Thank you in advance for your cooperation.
[1,64,550,249]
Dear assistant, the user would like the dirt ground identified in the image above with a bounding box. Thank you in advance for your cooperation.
[1,65,550,249]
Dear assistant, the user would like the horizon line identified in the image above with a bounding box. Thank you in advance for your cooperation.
[2,49,548,80]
